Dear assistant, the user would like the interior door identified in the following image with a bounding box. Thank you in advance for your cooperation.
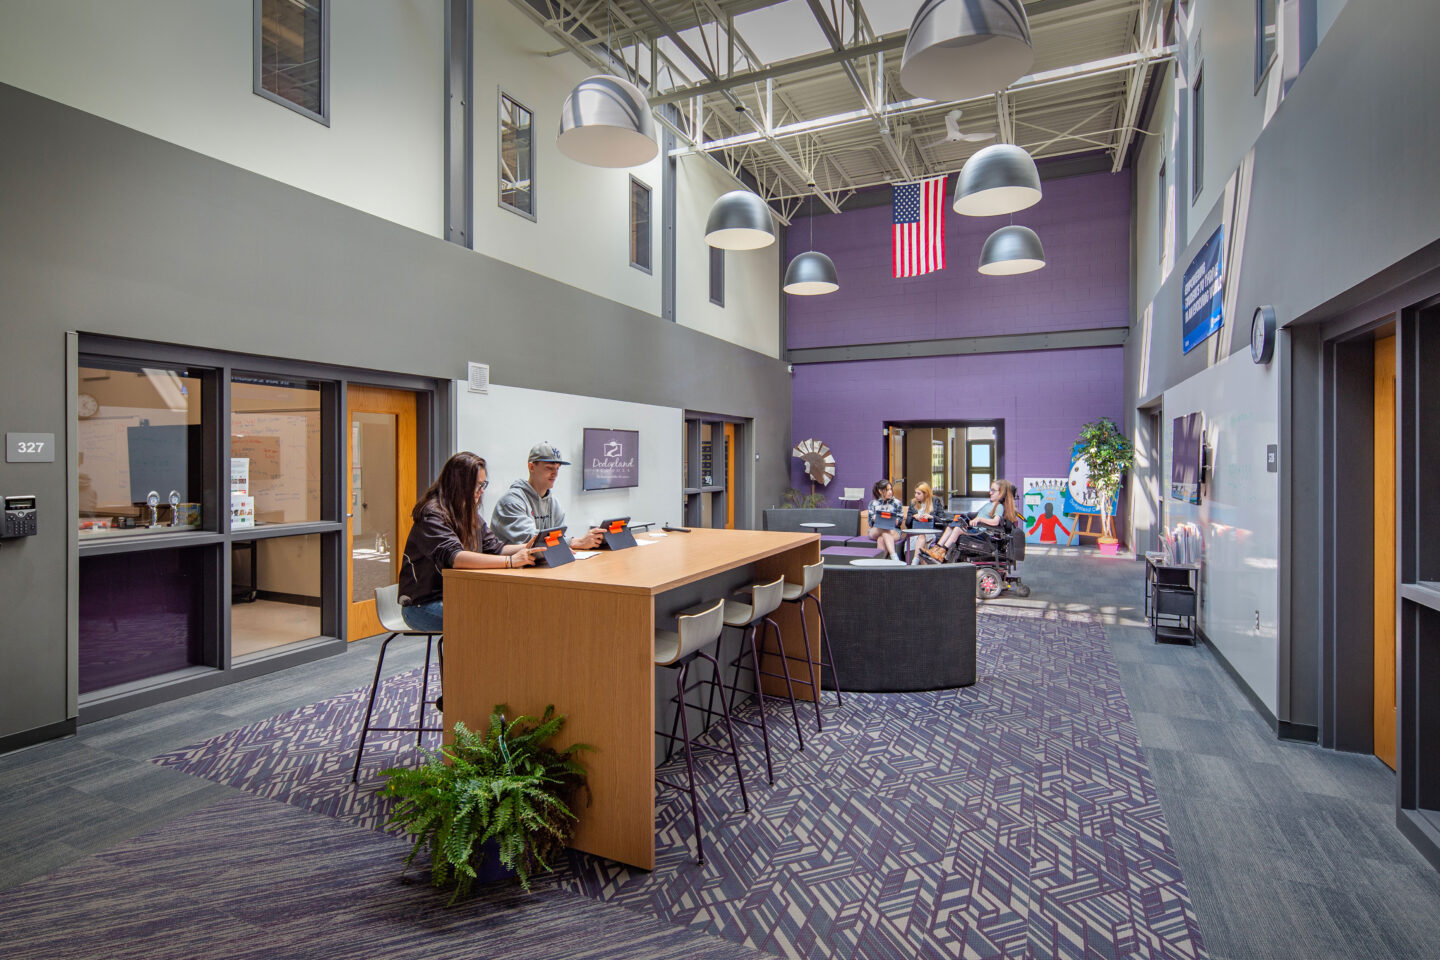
[346,385,418,642]
[723,422,736,529]
[1374,334,1397,769]
[886,426,904,498]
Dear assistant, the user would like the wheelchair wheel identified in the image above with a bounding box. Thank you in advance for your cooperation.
[976,568,1004,600]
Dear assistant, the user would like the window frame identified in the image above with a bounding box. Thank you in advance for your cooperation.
[497,88,537,222]
[252,0,330,126]
[1254,0,1279,92]
[708,245,725,306]
[1191,69,1205,203]
[629,176,652,274]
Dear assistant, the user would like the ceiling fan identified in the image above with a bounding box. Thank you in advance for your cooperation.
[926,109,997,148]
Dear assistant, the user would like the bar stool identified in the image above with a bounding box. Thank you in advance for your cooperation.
[719,575,805,786]
[781,560,843,732]
[351,584,444,783]
[654,599,748,866]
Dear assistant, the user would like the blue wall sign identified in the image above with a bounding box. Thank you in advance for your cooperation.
[1181,226,1225,354]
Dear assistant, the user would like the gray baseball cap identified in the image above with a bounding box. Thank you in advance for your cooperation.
[527,442,570,465]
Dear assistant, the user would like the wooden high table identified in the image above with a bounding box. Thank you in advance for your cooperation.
[442,528,821,870]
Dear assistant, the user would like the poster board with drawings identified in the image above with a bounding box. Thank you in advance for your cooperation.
[1021,478,1070,545]
[230,413,319,523]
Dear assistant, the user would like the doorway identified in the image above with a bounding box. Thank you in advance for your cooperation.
[882,421,1003,506]
[346,385,419,641]
[1373,333,1396,769]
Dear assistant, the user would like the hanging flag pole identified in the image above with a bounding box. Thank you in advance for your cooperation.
[892,175,947,279]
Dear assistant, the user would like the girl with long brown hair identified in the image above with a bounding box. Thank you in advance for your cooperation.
[397,452,541,632]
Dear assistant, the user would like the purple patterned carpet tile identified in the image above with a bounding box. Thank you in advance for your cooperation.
[150,611,1208,960]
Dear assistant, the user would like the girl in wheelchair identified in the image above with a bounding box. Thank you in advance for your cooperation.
[921,480,1031,597]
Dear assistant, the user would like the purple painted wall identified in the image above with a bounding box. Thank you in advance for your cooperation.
[786,170,1131,348]
[785,171,1130,505]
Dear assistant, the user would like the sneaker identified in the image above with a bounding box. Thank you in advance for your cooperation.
[434,695,443,713]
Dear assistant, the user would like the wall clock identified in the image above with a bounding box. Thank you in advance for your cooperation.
[1251,305,1276,365]
[78,393,99,418]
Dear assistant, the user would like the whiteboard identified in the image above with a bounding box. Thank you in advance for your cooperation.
[231,412,320,523]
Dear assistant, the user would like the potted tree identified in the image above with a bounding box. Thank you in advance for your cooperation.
[1073,417,1134,555]
[380,705,592,903]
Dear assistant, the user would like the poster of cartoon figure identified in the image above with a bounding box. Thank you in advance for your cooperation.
[1062,444,1118,516]
[1022,478,1070,544]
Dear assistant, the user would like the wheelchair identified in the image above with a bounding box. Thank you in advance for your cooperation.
[925,513,1032,599]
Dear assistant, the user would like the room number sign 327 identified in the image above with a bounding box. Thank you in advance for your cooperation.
[6,433,56,462]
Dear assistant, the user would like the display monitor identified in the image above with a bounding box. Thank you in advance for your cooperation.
[1170,412,1203,504]
[582,428,639,491]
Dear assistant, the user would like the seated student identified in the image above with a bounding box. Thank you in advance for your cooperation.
[865,479,905,560]
[926,479,1019,561]
[902,481,943,565]
[490,442,604,550]
[397,452,542,632]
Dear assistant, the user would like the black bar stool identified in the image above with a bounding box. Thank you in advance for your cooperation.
[654,599,748,866]
[351,584,443,784]
[781,560,843,731]
[718,575,805,785]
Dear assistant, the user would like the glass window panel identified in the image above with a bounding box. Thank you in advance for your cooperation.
[258,0,325,119]
[78,362,205,540]
[709,246,724,305]
[970,443,991,468]
[80,547,209,693]
[352,412,398,603]
[967,425,996,440]
[630,177,651,271]
[971,473,991,495]
[232,534,324,659]
[231,376,322,526]
[500,93,534,217]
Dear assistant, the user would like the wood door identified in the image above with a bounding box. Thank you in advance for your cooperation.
[1374,334,1397,769]
[723,422,736,529]
[346,385,418,642]
[886,427,904,498]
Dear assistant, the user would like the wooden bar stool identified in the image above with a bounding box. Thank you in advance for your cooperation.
[781,560,843,731]
[351,584,443,784]
[719,575,805,786]
[654,598,749,866]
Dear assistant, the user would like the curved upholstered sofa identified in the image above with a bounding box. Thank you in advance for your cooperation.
[816,561,977,692]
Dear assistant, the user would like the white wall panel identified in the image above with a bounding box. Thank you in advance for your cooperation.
[0,0,444,236]
[1162,350,1279,713]
[472,2,663,319]
[674,157,781,357]
[454,383,682,533]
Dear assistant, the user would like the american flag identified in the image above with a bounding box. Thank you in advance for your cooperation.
[892,175,947,278]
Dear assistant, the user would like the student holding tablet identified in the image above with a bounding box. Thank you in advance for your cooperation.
[397,452,543,632]
[865,479,905,560]
[490,442,605,551]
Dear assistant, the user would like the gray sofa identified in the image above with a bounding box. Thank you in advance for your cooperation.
[816,561,977,692]
[762,507,867,546]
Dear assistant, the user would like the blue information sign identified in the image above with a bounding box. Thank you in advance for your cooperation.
[1181,226,1225,354]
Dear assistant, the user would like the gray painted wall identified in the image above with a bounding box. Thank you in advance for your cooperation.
[0,83,792,744]
[1125,0,1440,728]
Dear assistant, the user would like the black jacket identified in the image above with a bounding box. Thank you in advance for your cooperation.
[397,501,504,606]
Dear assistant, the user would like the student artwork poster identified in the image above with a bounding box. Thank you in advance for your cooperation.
[1062,444,1119,517]
[1022,478,1070,545]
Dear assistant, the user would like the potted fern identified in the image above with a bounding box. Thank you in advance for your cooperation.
[1073,417,1134,554]
[380,705,592,903]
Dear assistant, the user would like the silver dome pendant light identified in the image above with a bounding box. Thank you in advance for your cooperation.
[979,224,1045,275]
[705,190,776,250]
[953,143,1041,216]
[555,5,657,168]
[899,0,1034,102]
[784,198,838,295]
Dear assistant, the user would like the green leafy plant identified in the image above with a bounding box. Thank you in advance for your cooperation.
[1073,417,1135,542]
[380,706,592,902]
[782,487,828,508]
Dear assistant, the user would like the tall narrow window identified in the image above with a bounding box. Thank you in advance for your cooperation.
[499,92,535,219]
[254,0,328,124]
[630,177,652,273]
[1191,71,1205,202]
[1158,159,1168,264]
[709,246,724,306]
[1255,0,1279,89]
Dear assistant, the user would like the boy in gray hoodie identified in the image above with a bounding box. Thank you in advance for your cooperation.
[490,442,605,550]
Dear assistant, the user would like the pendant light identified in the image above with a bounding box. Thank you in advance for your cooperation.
[953,143,1042,216]
[784,197,839,295]
[979,225,1045,275]
[556,74,658,168]
[705,190,776,250]
[899,0,1035,102]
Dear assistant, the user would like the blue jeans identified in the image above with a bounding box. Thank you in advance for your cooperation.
[401,600,444,633]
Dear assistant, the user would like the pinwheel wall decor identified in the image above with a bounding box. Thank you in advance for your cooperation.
[792,438,836,487]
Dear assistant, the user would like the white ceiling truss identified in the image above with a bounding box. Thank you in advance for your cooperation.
[509,0,1175,216]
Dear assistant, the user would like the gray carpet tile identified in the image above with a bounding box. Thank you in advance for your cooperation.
[0,793,770,960]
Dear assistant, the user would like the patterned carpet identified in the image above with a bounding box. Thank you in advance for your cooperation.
[151,610,1208,960]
